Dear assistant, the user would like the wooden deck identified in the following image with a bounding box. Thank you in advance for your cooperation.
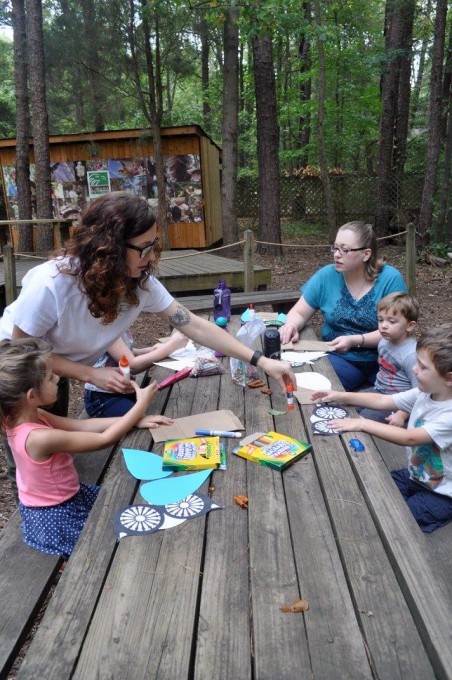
[0,251,271,310]
[2,322,452,679]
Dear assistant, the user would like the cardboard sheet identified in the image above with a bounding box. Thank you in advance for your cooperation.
[294,372,332,405]
[281,339,335,352]
[151,409,245,443]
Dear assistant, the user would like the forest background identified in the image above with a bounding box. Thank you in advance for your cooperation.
[0,0,450,255]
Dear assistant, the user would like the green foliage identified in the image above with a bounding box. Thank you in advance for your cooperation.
[0,36,14,137]
[281,219,329,239]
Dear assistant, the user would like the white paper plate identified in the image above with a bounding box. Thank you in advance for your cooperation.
[295,372,331,391]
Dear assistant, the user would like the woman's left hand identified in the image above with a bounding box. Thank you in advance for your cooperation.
[328,335,355,354]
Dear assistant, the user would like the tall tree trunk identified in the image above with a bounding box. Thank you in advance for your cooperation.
[375,0,408,235]
[11,0,33,252]
[418,0,448,242]
[437,21,452,241]
[200,16,210,124]
[298,1,312,168]
[313,0,336,237]
[80,0,105,131]
[221,2,239,249]
[141,0,169,249]
[392,0,415,175]
[410,0,433,127]
[252,33,281,255]
[27,0,53,253]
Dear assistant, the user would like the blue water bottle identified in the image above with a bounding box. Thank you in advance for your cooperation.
[213,280,231,321]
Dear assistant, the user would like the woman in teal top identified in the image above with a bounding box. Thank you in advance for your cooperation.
[280,221,407,390]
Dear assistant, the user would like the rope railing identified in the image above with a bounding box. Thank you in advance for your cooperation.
[1,225,416,307]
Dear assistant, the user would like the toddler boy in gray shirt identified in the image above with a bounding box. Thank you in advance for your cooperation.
[358,292,419,424]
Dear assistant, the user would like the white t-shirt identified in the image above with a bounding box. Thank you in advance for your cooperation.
[0,258,174,366]
[393,388,452,497]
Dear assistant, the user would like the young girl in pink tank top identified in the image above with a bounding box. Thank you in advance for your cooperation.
[0,338,173,560]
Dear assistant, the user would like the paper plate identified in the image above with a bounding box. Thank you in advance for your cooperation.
[295,372,331,391]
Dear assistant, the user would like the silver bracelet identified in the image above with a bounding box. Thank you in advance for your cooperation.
[357,334,365,348]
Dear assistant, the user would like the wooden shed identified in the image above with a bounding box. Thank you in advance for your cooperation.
[0,126,222,249]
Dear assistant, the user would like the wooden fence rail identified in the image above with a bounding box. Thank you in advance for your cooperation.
[1,224,417,308]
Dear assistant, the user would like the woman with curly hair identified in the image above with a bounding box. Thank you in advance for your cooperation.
[0,192,295,496]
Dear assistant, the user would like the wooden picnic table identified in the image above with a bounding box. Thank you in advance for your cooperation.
[13,320,452,680]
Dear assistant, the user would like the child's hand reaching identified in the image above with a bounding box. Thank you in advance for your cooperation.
[130,380,158,415]
[310,390,344,404]
[167,331,189,353]
[137,415,175,429]
[385,410,407,428]
[328,417,363,432]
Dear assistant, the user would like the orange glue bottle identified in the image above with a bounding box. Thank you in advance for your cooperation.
[119,355,131,381]
[286,384,294,410]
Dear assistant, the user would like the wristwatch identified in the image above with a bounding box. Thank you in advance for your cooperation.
[250,350,263,366]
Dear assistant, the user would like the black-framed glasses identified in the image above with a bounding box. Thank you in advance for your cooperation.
[330,245,366,256]
[126,237,160,259]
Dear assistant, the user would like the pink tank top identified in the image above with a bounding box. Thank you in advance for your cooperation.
[6,415,80,507]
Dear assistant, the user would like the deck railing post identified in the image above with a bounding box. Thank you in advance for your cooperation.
[406,222,416,297]
[244,229,254,292]
[3,244,17,305]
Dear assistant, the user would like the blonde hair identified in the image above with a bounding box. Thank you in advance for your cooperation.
[417,324,452,379]
[377,292,419,322]
[0,338,52,427]
[337,221,384,280]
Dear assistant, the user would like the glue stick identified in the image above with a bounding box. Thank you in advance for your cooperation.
[286,384,294,410]
[119,355,131,381]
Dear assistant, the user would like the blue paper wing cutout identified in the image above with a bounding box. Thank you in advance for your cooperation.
[139,469,211,505]
[122,448,172,481]
[115,504,164,539]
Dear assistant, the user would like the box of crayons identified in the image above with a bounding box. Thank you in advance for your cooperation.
[232,431,311,471]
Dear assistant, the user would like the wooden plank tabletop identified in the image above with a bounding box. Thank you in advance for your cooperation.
[14,321,452,679]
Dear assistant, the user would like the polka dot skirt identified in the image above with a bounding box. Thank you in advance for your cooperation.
[19,483,100,560]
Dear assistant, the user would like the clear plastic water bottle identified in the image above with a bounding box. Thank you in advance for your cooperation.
[213,280,231,321]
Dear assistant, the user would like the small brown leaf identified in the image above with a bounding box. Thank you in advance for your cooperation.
[260,387,273,395]
[233,495,249,509]
[247,380,266,389]
[280,598,309,613]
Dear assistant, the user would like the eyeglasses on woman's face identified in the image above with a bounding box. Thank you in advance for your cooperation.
[126,236,160,259]
[330,245,367,256]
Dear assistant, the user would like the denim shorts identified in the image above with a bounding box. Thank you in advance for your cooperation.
[83,389,137,417]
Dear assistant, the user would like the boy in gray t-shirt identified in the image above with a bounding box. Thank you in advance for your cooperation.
[358,293,419,424]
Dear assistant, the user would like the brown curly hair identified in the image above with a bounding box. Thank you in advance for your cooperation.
[59,192,160,324]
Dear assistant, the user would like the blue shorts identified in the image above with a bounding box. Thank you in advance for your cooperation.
[391,468,452,533]
[19,483,100,559]
[84,389,137,417]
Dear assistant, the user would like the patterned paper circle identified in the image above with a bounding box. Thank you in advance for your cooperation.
[165,494,205,518]
[313,405,348,420]
[312,420,338,434]
[119,505,163,533]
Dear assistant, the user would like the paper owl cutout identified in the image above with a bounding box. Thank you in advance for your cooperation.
[114,493,223,540]
[311,404,350,435]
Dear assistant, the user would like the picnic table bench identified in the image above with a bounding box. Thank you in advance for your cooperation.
[1,320,452,679]
[176,288,300,314]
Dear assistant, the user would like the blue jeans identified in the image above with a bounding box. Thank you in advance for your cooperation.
[391,468,452,533]
[83,389,137,417]
[328,354,378,391]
